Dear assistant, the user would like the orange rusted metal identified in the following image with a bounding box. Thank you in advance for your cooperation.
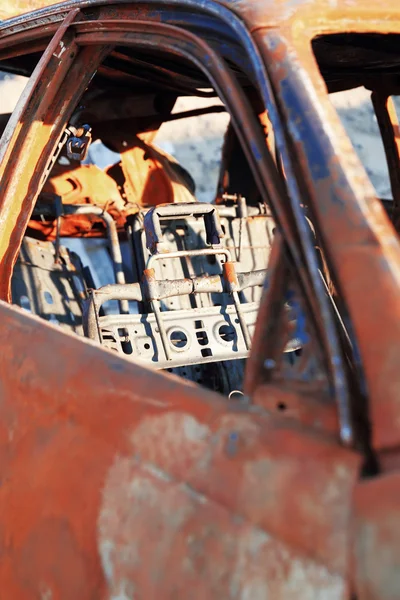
[44,164,124,210]
[114,139,197,206]
[0,300,360,598]
[29,139,196,239]
[1,0,400,598]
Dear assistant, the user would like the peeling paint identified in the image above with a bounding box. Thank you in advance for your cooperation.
[98,453,346,598]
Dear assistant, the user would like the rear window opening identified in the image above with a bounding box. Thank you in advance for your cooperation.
[330,86,396,200]
[313,33,400,206]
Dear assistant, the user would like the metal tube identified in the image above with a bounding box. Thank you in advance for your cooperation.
[231,290,251,350]
[147,247,231,269]
[88,271,266,308]
[63,204,129,314]
[84,283,143,342]
[151,300,171,362]
[222,262,251,350]
[90,283,143,304]
[237,270,268,291]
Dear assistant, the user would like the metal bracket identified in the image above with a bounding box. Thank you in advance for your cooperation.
[66,124,92,162]
[144,202,224,254]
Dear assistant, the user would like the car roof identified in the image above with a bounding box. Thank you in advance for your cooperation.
[1,0,400,96]
[1,0,400,29]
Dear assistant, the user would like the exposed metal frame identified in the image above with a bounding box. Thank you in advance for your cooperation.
[0,3,352,446]
[0,1,400,598]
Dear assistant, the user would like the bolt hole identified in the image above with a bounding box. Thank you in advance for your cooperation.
[277,402,286,411]
[219,324,236,342]
[196,331,209,346]
[121,340,133,355]
[201,348,212,358]
[144,343,150,350]
[169,329,188,349]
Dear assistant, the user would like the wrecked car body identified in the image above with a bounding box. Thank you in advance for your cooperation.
[0,0,400,597]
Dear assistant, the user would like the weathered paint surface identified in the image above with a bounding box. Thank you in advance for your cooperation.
[0,300,359,598]
[0,0,400,598]
[257,25,400,451]
[2,0,400,24]
[353,474,400,599]
[99,458,345,599]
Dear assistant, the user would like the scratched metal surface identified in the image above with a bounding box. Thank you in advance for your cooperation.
[0,299,360,598]
[0,1,400,598]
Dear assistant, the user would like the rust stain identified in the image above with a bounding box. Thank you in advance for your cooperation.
[0,0,400,597]
[99,456,346,598]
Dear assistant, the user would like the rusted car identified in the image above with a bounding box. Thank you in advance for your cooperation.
[0,0,399,597]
